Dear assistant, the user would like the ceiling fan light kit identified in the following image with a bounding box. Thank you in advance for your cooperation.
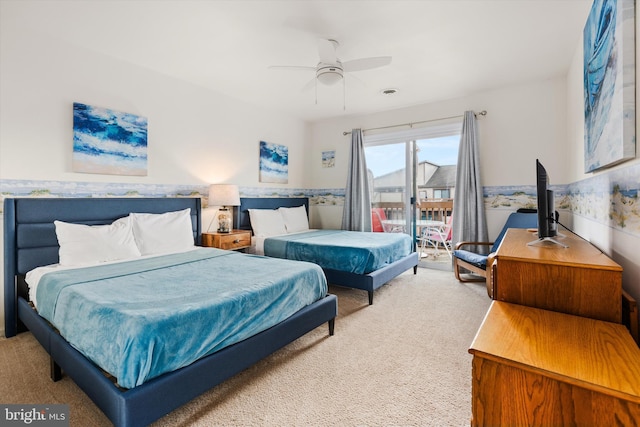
[316,64,344,85]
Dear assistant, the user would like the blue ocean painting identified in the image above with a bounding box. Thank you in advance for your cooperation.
[259,141,288,183]
[73,103,148,176]
[583,0,635,172]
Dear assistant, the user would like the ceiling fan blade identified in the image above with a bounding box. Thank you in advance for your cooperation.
[343,56,392,72]
[301,77,317,92]
[317,39,338,64]
[268,65,316,72]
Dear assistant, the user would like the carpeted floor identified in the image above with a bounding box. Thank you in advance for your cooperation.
[0,267,491,427]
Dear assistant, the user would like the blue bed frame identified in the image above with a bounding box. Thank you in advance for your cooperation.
[4,197,337,427]
[235,197,419,305]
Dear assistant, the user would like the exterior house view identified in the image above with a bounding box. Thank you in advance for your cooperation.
[1,1,639,426]
[419,163,456,201]
[372,161,456,203]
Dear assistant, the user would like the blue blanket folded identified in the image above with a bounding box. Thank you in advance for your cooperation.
[36,248,327,389]
[264,230,413,274]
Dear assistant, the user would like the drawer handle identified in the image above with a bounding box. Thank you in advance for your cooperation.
[233,239,240,243]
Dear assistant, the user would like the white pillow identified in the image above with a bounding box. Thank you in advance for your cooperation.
[54,217,141,266]
[248,209,287,237]
[279,205,310,233]
[130,208,195,255]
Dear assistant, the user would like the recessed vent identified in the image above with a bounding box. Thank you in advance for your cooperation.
[380,88,398,96]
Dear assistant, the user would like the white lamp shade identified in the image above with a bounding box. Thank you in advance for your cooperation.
[208,184,240,207]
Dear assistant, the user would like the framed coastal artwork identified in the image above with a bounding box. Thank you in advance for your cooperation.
[583,0,635,173]
[72,102,148,176]
[259,140,288,183]
[322,150,335,168]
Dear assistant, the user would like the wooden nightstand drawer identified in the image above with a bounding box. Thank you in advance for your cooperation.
[202,230,251,251]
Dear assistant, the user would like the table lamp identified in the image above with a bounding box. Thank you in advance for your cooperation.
[208,184,240,233]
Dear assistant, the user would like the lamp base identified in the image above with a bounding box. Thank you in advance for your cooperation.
[217,207,231,233]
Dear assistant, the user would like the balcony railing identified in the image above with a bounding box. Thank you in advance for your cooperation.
[371,202,405,220]
[372,199,453,223]
[419,199,453,222]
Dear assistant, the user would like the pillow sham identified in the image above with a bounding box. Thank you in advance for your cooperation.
[279,205,310,233]
[248,208,287,237]
[130,208,195,255]
[54,216,141,266]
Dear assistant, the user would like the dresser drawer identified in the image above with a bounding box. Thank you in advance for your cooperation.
[202,231,251,251]
[216,232,251,250]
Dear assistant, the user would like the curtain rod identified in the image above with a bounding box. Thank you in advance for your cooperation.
[342,110,487,136]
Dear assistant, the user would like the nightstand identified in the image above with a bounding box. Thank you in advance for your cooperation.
[201,230,251,251]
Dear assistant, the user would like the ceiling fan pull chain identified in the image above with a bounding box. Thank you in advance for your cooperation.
[343,76,346,111]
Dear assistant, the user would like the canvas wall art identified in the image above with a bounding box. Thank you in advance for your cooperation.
[322,150,335,168]
[73,102,148,176]
[583,0,635,173]
[259,140,288,183]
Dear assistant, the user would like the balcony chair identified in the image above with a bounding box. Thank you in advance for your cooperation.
[453,210,537,296]
[372,208,385,232]
[418,221,453,259]
[372,208,404,233]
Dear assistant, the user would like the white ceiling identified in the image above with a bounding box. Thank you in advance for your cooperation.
[9,0,593,123]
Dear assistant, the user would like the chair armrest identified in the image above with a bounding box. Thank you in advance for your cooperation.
[454,241,495,251]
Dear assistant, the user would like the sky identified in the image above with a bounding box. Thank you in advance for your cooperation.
[365,135,460,177]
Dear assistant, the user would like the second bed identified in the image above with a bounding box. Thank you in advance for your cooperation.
[236,197,419,304]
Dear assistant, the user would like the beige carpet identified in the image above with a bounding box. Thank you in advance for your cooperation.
[0,268,491,427]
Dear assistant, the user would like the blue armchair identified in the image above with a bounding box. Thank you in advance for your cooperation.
[453,211,538,296]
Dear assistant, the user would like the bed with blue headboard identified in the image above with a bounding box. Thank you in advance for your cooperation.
[3,197,337,427]
[235,197,419,305]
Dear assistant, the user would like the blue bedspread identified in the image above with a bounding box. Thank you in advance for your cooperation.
[36,248,327,389]
[264,230,413,274]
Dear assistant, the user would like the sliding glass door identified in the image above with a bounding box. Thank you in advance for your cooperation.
[365,140,414,235]
[364,122,461,266]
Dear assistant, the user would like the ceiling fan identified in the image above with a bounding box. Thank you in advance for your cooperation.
[269,38,392,94]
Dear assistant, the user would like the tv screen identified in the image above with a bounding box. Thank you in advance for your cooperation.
[536,159,557,239]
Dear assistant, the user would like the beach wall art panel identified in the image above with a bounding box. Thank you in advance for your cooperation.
[583,0,635,173]
[259,140,288,183]
[322,150,336,168]
[73,102,148,176]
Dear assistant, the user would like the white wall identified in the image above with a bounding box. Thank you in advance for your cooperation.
[308,77,569,235]
[0,34,309,187]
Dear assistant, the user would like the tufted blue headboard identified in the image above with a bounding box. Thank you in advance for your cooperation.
[234,197,309,233]
[4,197,201,337]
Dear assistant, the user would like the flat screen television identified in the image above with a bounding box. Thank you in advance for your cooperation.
[530,159,567,247]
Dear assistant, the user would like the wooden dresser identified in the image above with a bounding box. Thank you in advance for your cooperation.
[492,228,623,323]
[469,301,640,426]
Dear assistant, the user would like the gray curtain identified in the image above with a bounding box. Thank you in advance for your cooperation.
[452,111,488,252]
[342,129,372,231]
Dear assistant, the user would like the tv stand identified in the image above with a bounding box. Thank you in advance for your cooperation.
[492,228,622,323]
[527,234,568,248]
